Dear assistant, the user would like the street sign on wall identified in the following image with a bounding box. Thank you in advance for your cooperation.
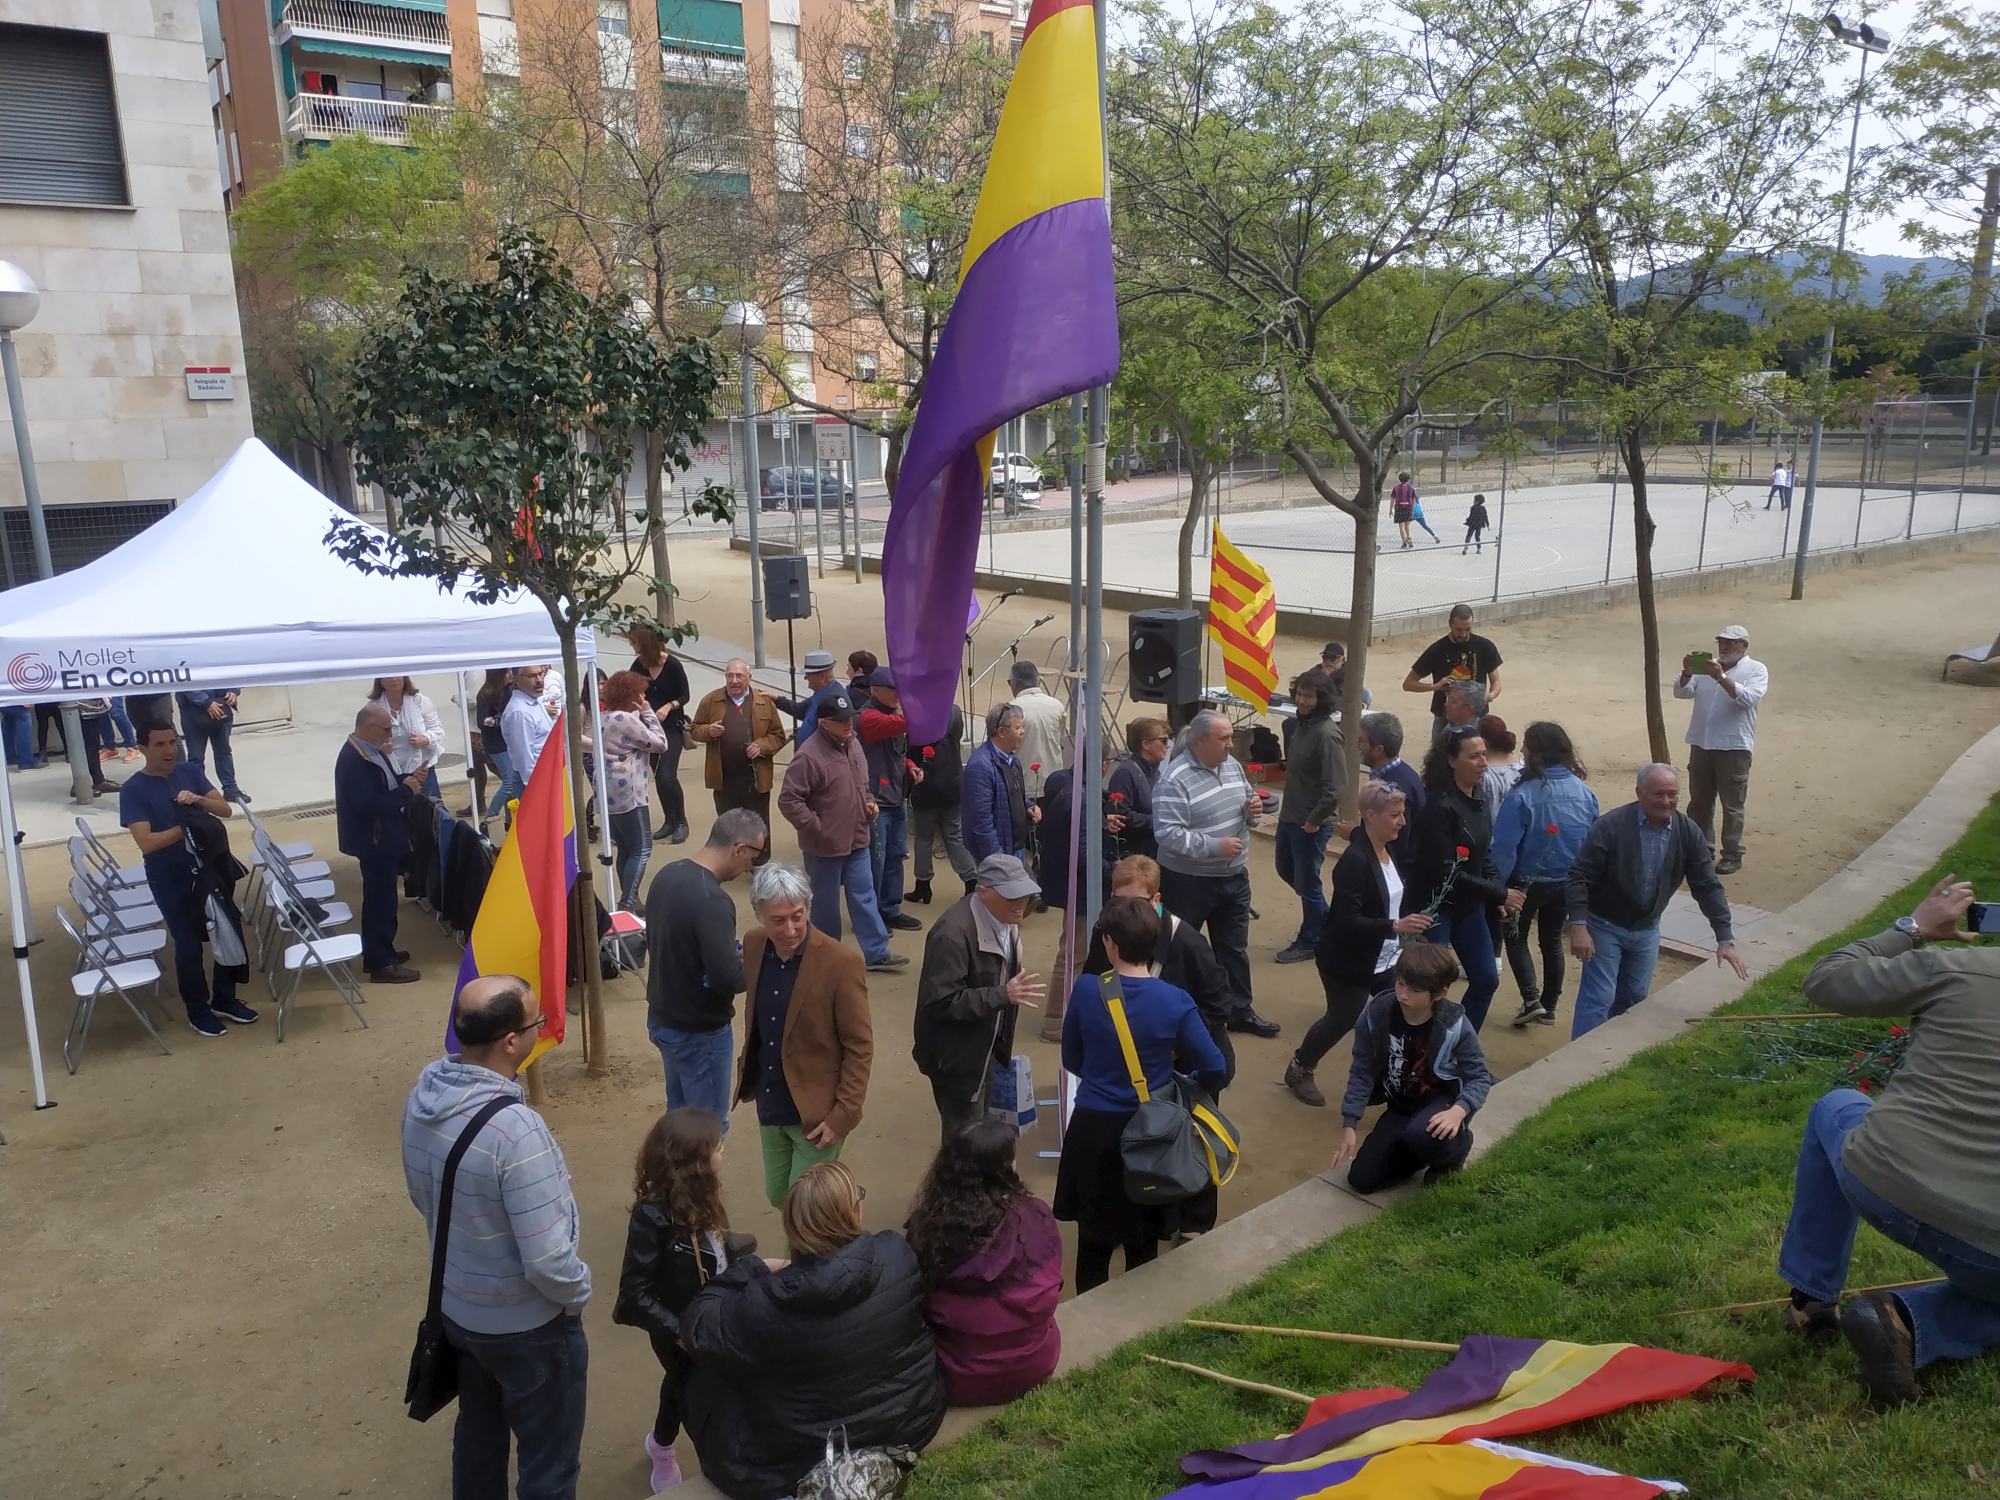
[815,421,849,463]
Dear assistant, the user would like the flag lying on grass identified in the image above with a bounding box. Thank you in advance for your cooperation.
[881,0,1119,742]
[1181,1337,1754,1482]
[1166,1436,1684,1499]
[1207,526,1278,707]
[445,712,576,1068]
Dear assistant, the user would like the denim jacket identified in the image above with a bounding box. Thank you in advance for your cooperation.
[1492,766,1600,887]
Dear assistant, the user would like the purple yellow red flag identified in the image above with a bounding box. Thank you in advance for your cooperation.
[1165,1437,1682,1499]
[1208,526,1279,707]
[882,0,1118,741]
[446,712,577,1068]
[1179,1337,1753,1485]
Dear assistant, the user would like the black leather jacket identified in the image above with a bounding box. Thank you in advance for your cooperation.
[611,1202,727,1343]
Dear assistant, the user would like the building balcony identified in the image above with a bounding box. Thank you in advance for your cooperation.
[278,0,452,58]
[661,44,747,85]
[287,93,452,143]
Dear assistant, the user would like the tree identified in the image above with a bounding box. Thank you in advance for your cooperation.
[453,5,757,624]
[333,233,727,1075]
[752,0,1010,493]
[1112,0,1545,792]
[1443,0,1845,760]
[230,133,464,513]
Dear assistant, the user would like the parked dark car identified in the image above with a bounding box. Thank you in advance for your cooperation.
[761,465,857,512]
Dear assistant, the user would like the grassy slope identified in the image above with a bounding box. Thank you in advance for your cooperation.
[910,795,2000,1500]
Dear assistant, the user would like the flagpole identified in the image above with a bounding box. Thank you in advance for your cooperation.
[1082,0,1110,948]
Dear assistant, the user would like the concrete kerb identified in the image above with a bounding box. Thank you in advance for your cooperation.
[668,719,2000,1499]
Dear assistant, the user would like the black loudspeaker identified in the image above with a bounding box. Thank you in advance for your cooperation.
[762,554,811,621]
[1128,608,1201,704]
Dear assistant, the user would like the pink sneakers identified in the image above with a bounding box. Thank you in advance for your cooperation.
[644,1432,683,1492]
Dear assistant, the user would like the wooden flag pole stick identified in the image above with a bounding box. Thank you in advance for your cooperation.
[1682,1012,1844,1024]
[1185,1319,1461,1353]
[1668,1278,1943,1316]
[1142,1354,1313,1405]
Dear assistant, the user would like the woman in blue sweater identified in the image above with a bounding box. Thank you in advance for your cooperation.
[1054,896,1228,1291]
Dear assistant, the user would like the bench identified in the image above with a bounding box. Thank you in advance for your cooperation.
[1943,629,2000,681]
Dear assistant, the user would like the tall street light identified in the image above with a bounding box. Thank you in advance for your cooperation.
[0,260,95,804]
[722,301,768,667]
[1791,12,1891,600]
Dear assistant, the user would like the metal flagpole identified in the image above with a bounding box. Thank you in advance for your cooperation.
[453,670,477,814]
[1068,392,1083,680]
[849,423,864,584]
[1489,401,1510,602]
[1083,0,1109,945]
[1697,415,1716,571]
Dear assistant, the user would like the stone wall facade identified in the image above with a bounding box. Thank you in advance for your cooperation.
[1,0,254,513]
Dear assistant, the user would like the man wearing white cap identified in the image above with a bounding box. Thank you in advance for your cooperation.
[1675,624,1768,876]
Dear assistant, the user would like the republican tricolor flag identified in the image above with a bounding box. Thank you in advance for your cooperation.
[446,713,578,1068]
[1208,526,1279,707]
[882,0,1119,742]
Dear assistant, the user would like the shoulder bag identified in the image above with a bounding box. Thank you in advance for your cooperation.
[1102,976,1241,1203]
[405,1096,515,1421]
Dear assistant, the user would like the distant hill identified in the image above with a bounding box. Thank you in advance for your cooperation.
[1620,252,1955,319]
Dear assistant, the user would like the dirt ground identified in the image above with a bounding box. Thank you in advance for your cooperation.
[3,533,1997,1500]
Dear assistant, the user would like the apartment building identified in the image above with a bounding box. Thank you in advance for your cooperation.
[204,0,1030,464]
[0,5,255,567]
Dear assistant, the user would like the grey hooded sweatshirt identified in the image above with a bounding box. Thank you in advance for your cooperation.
[402,1057,592,1334]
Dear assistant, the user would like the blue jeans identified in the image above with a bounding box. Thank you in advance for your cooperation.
[1570,914,1661,1038]
[870,801,909,919]
[181,707,240,795]
[1274,821,1333,947]
[107,698,138,748]
[443,1311,588,1500]
[148,864,236,1020]
[804,847,890,963]
[0,706,35,770]
[359,853,403,971]
[485,750,522,820]
[1425,906,1500,1031]
[648,1018,734,1133]
[1778,1090,2000,1368]
[608,807,649,911]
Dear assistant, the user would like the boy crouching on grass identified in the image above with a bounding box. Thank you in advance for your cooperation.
[1332,944,1495,1193]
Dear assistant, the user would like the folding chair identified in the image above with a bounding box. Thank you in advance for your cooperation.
[249,828,346,970]
[241,806,327,917]
[55,905,171,1073]
[69,840,156,910]
[72,817,147,890]
[262,851,367,1040]
[67,874,163,941]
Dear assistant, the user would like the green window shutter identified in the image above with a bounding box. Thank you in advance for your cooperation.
[657,0,744,56]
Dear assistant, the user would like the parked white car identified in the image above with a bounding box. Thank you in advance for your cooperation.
[990,451,1044,501]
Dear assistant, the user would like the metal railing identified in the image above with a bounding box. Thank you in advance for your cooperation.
[281,0,451,51]
[287,94,452,143]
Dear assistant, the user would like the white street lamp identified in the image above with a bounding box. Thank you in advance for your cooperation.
[1792,14,1892,599]
[721,301,769,667]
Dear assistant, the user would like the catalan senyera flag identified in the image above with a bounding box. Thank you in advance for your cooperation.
[882,0,1118,742]
[1165,1437,1683,1499]
[1208,526,1279,707]
[445,712,578,1068]
[1179,1338,1753,1487]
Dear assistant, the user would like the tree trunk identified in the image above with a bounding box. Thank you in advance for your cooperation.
[883,427,905,499]
[1622,430,1671,764]
[326,444,358,513]
[1336,461,1379,819]
[557,624,610,1075]
[645,428,675,627]
[1176,462,1211,608]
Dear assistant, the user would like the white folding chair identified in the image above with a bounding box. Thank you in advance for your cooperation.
[67,874,164,940]
[249,829,345,969]
[55,905,171,1073]
[263,852,367,1040]
[243,816,328,920]
[69,841,156,910]
[72,817,147,889]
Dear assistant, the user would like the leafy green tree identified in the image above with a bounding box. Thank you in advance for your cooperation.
[1444,0,1847,759]
[1112,0,1545,789]
[230,134,464,514]
[334,233,726,1074]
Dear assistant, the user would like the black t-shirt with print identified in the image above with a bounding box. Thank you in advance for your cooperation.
[1411,633,1503,717]
[1383,1006,1448,1114]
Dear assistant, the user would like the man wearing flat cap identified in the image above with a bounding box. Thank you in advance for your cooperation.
[912,854,1047,1144]
[776,649,842,749]
[1674,624,1768,877]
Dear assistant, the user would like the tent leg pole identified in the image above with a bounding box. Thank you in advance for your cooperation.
[0,767,52,1111]
[585,669,613,874]
[453,671,476,818]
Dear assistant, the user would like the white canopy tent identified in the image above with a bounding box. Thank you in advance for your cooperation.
[0,439,610,1115]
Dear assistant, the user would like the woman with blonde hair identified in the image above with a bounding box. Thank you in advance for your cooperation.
[680,1162,946,1499]
[367,675,446,798]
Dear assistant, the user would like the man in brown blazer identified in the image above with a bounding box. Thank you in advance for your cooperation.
[734,860,875,1205]
[691,659,787,859]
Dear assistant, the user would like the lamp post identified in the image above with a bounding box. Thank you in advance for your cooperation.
[1791,12,1890,600]
[0,261,95,804]
[722,301,768,667]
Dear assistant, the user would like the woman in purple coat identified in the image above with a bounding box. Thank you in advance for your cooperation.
[904,1119,1063,1406]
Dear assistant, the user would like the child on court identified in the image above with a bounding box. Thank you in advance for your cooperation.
[1332,944,1494,1192]
[1463,494,1491,554]
[613,1108,739,1492]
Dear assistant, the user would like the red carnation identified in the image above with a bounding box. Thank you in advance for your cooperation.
[878,778,889,787]
[1858,1080,1873,1094]
[1545,823,1560,836]
[1889,1024,1905,1037]
[1109,792,1126,804]
[1853,1051,1865,1060]
[922,745,935,759]
[1248,762,1264,774]
[1454,845,1470,860]
[1030,762,1041,772]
